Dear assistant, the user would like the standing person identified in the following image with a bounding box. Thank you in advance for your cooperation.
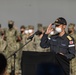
[24,25,35,51]
[20,25,27,50]
[19,25,28,73]
[0,31,6,54]
[40,17,75,75]
[68,23,76,44]
[0,26,7,54]
[34,26,50,52]
[68,23,76,75]
[4,20,20,75]
[37,23,43,31]
[21,25,36,75]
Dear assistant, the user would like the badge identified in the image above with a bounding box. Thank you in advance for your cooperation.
[69,41,73,44]
[67,36,72,40]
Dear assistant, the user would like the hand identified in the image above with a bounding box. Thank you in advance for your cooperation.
[45,24,53,34]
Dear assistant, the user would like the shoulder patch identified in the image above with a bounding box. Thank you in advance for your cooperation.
[67,35,72,40]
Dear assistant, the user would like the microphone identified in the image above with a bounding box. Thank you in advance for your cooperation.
[27,31,38,40]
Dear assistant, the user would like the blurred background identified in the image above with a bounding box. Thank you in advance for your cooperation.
[0,0,76,30]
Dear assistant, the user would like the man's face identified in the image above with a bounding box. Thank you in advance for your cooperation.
[8,21,14,29]
[55,24,66,33]
[68,27,74,34]
[20,28,25,33]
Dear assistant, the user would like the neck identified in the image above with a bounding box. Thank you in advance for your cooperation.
[59,30,65,36]
[9,28,13,30]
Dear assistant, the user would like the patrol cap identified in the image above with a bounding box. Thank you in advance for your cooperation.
[20,25,26,29]
[37,23,43,28]
[68,23,75,28]
[8,20,14,25]
[28,25,34,29]
[52,17,67,25]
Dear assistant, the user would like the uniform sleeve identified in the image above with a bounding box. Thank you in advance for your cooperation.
[65,38,75,60]
[40,33,50,48]
[15,29,19,36]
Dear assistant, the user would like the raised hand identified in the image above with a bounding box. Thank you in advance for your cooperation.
[45,24,53,34]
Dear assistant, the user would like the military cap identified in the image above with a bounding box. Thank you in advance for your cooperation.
[20,25,26,29]
[8,20,14,24]
[28,25,34,29]
[37,23,43,28]
[52,17,67,25]
[68,23,75,28]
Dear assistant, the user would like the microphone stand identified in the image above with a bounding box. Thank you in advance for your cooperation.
[7,37,33,75]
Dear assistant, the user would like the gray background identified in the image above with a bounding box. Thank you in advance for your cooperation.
[0,0,76,30]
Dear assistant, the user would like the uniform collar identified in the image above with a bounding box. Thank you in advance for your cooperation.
[59,32,67,39]
[52,32,67,40]
[55,32,67,39]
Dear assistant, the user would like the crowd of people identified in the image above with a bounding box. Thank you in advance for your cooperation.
[0,18,76,75]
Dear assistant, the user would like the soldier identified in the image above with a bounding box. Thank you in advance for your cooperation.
[68,23,76,43]
[19,25,27,70]
[37,23,43,31]
[34,24,50,52]
[68,23,76,75]
[24,25,35,51]
[40,17,75,75]
[43,26,47,33]
[20,25,28,48]
[4,20,20,75]
[0,24,6,54]
[0,29,6,54]
[34,25,49,52]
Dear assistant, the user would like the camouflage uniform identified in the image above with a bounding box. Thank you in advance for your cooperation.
[43,26,50,52]
[0,34,7,54]
[43,26,48,33]
[34,25,50,52]
[0,26,6,53]
[68,23,76,75]
[34,35,50,52]
[4,21,20,74]
[20,26,29,51]
[37,23,43,30]
[23,25,36,51]
[15,41,22,74]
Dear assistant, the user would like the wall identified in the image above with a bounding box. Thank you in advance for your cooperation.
[0,0,76,30]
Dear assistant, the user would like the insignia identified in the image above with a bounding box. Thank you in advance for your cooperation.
[68,44,75,47]
[67,36,72,40]
[52,39,56,41]
[69,41,73,44]
[61,44,66,46]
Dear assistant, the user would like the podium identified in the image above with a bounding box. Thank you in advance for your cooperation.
[21,51,70,75]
